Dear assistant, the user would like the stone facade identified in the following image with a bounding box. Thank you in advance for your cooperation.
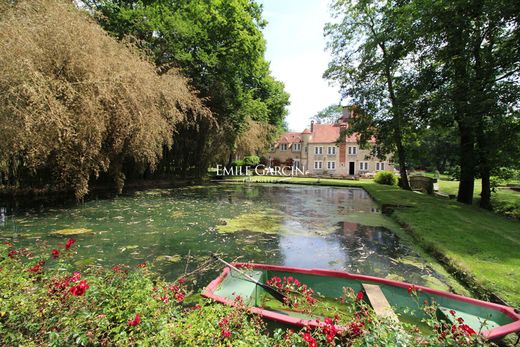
[267,107,394,177]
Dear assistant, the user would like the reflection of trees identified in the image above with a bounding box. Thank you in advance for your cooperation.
[259,185,380,219]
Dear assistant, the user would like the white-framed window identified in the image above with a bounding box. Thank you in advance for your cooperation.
[327,161,336,170]
[314,161,323,169]
[359,162,368,171]
[327,146,336,155]
[293,143,301,151]
[293,159,301,168]
[376,162,385,171]
[314,146,323,155]
[280,143,288,151]
[348,146,357,155]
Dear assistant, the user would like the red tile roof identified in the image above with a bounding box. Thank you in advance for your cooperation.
[278,132,302,143]
[309,124,340,143]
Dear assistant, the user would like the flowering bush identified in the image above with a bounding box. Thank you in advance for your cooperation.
[0,241,495,346]
[265,275,318,312]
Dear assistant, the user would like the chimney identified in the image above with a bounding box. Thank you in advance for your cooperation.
[310,120,314,132]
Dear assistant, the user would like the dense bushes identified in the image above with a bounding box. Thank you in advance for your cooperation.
[0,0,210,199]
[374,171,398,186]
[243,155,261,166]
[0,241,492,346]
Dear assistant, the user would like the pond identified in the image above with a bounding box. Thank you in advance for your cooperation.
[0,183,451,290]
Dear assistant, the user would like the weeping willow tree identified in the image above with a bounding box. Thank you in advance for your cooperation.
[0,0,211,199]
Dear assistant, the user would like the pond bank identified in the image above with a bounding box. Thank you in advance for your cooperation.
[225,177,520,307]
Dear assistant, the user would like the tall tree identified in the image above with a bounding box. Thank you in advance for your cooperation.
[409,0,520,205]
[83,0,289,173]
[312,104,343,124]
[325,0,413,189]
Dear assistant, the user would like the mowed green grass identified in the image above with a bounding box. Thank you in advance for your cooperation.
[227,176,520,306]
[438,179,520,219]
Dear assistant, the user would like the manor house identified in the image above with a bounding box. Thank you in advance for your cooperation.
[268,107,394,177]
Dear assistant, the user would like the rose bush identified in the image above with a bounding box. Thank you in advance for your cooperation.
[0,241,495,346]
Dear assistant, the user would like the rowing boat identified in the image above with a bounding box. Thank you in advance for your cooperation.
[202,263,520,340]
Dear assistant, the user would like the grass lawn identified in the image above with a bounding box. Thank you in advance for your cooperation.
[226,176,520,307]
[438,179,520,219]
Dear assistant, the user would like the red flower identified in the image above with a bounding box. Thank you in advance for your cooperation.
[112,264,128,273]
[51,249,60,258]
[174,293,184,301]
[28,263,43,273]
[160,295,169,304]
[449,309,456,316]
[128,314,141,326]
[324,317,333,325]
[69,280,89,296]
[460,324,476,336]
[356,291,364,301]
[65,238,76,250]
[2,241,14,247]
[193,304,202,310]
[221,329,231,338]
[137,262,147,268]
[302,332,317,347]
[71,272,81,282]
[7,249,18,258]
[302,332,313,342]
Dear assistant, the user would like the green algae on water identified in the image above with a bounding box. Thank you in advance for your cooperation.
[217,210,284,234]
[50,228,93,235]
[156,255,182,263]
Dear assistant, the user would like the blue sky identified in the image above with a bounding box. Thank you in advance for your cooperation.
[258,0,342,131]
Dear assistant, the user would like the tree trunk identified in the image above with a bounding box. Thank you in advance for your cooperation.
[378,41,411,190]
[457,123,475,204]
[396,139,410,190]
[480,167,492,209]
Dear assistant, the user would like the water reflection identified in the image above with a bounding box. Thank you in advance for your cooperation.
[0,184,449,289]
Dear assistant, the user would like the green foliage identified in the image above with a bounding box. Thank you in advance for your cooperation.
[312,104,343,124]
[0,240,491,346]
[374,171,398,186]
[493,167,520,182]
[231,159,245,167]
[86,0,290,168]
[243,155,260,166]
[325,0,417,189]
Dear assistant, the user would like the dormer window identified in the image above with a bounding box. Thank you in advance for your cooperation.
[280,143,288,151]
[293,143,301,151]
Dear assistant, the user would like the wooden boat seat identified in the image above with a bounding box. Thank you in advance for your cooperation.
[362,283,399,321]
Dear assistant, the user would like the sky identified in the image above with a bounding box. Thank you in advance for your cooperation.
[258,0,342,132]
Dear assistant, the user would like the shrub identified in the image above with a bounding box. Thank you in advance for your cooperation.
[0,241,492,346]
[374,171,398,185]
[231,159,245,167]
[243,155,260,166]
